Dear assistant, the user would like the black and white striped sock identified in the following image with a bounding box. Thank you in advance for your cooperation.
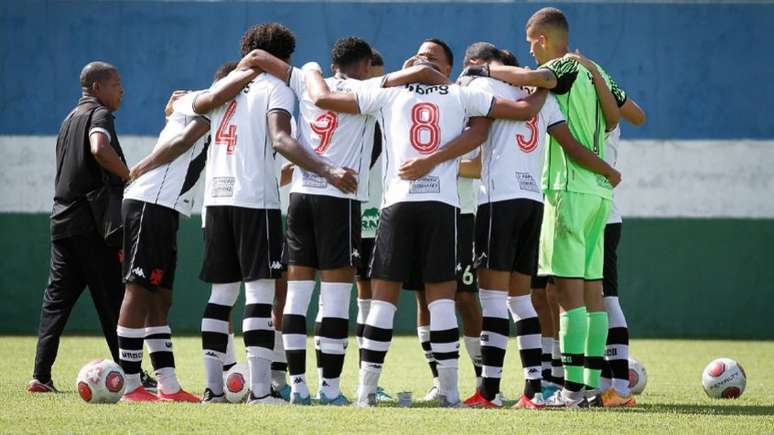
[357,300,395,401]
[146,325,179,394]
[356,298,371,366]
[201,282,240,395]
[271,330,288,388]
[508,295,543,399]
[117,325,144,393]
[318,282,351,399]
[604,296,630,395]
[551,338,564,385]
[428,299,460,403]
[282,280,315,399]
[479,289,508,401]
[417,325,439,383]
[243,280,275,399]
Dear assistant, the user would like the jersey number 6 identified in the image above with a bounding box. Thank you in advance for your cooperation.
[409,102,440,154]
[215,100,238,154]
[310,111,338,153]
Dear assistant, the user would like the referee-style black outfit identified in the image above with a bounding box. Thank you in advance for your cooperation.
[32,96,127,384]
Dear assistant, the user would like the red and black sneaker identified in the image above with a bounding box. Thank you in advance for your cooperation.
[27,379,58,393]
[462,389,502,408]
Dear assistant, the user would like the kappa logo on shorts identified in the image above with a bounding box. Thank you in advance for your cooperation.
[270,261,283,270]
[351,249,361,259]
[409,176,440,194]
[131,267,146,278]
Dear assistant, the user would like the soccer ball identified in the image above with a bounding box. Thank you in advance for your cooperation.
[628,357,647,395]
[702,358,746,399]
[76,359,125,403]
[224,362,250,403]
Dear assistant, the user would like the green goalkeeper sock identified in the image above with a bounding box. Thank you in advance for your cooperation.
[584,311,609,390]
[560,307,588,392]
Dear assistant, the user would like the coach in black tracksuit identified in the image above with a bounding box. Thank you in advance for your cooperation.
[28,62,131,392]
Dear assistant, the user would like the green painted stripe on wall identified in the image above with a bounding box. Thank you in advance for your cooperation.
[1,214,771,338]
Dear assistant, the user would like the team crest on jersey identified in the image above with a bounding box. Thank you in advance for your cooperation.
[409,176,440,194]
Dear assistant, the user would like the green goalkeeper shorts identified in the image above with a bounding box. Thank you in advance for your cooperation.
[538,190,611,280]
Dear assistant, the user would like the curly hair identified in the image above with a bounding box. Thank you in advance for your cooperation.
[330,37,372,69]
[240,22,296,60]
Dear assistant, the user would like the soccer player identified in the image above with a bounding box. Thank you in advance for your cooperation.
[463,7,626,407]
[453,42,620,409]
[195,23,357,405]
[307,38,547,407]
[116,59,262,402]
[563,51,646,407]
[237,38,457,405]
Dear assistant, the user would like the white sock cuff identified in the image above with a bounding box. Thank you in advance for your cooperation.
[209,282,241,306]
[479,289,508,319]
[245,279,275,304]
[507,294,536,321]
[117,326,145,338]
[356,298,371,323]
[604,296,628,328]
[145,325,171,336]
[284,281,316,315]
[321,282,352,319]
[428,299,457,331]
[368,300,396,329]
[542,336,553,352]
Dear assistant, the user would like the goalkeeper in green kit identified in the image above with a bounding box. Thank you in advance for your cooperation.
[461,7,626,408]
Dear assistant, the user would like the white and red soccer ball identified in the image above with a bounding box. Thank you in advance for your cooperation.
[702,358,746,399]
[224,362,250,403]
[76,359,125,403]
[628,357,647,395]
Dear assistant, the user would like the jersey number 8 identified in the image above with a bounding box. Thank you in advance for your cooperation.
[409,103,440,154]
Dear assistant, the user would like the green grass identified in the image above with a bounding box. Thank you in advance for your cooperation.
[1,336,773,434]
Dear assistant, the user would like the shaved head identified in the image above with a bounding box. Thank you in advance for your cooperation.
[79,61,118,90]
[526,7,569,43]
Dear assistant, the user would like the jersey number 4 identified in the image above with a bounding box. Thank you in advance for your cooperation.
[310,111,338,153]
[516,115,538,153]
[215,100,238,154]
[409,103,440,154]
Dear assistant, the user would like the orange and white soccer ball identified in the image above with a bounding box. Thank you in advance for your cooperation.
[702,358,746,399]
[76,359,125,403]
[224,362,250,403]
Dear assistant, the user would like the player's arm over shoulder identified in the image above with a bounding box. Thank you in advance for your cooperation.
[303,63,360,114]
[193,66,259,114]
[381,64,451,88]
[483,65,558,90]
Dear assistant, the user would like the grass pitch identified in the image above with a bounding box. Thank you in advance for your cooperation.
[1,336,773,433]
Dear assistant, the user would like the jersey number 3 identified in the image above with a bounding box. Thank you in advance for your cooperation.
[409,103,440,154]
[215,100,238,154]
[310,111,338,153]
[516,115,538,153]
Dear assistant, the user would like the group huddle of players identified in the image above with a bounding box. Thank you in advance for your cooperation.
[115,6,646,409]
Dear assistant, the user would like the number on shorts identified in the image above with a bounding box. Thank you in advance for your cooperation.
[215,100,238,154]
[462,265,475,286]
[310,111,338,153]
[409,102,441,154]
[516,115,538,153]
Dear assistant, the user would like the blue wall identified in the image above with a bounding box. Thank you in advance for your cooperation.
[1,1,772,140]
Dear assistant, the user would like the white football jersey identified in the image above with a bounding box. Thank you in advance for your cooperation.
[357,83,494,209]
[200,72,294,210]
[457,148,480,215]
[467,77,565,205]
[288,68,382,201]
[605,126,622,224]
[124,92,209,217]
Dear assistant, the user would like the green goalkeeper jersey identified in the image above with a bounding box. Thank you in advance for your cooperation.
[539,57,627,199]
